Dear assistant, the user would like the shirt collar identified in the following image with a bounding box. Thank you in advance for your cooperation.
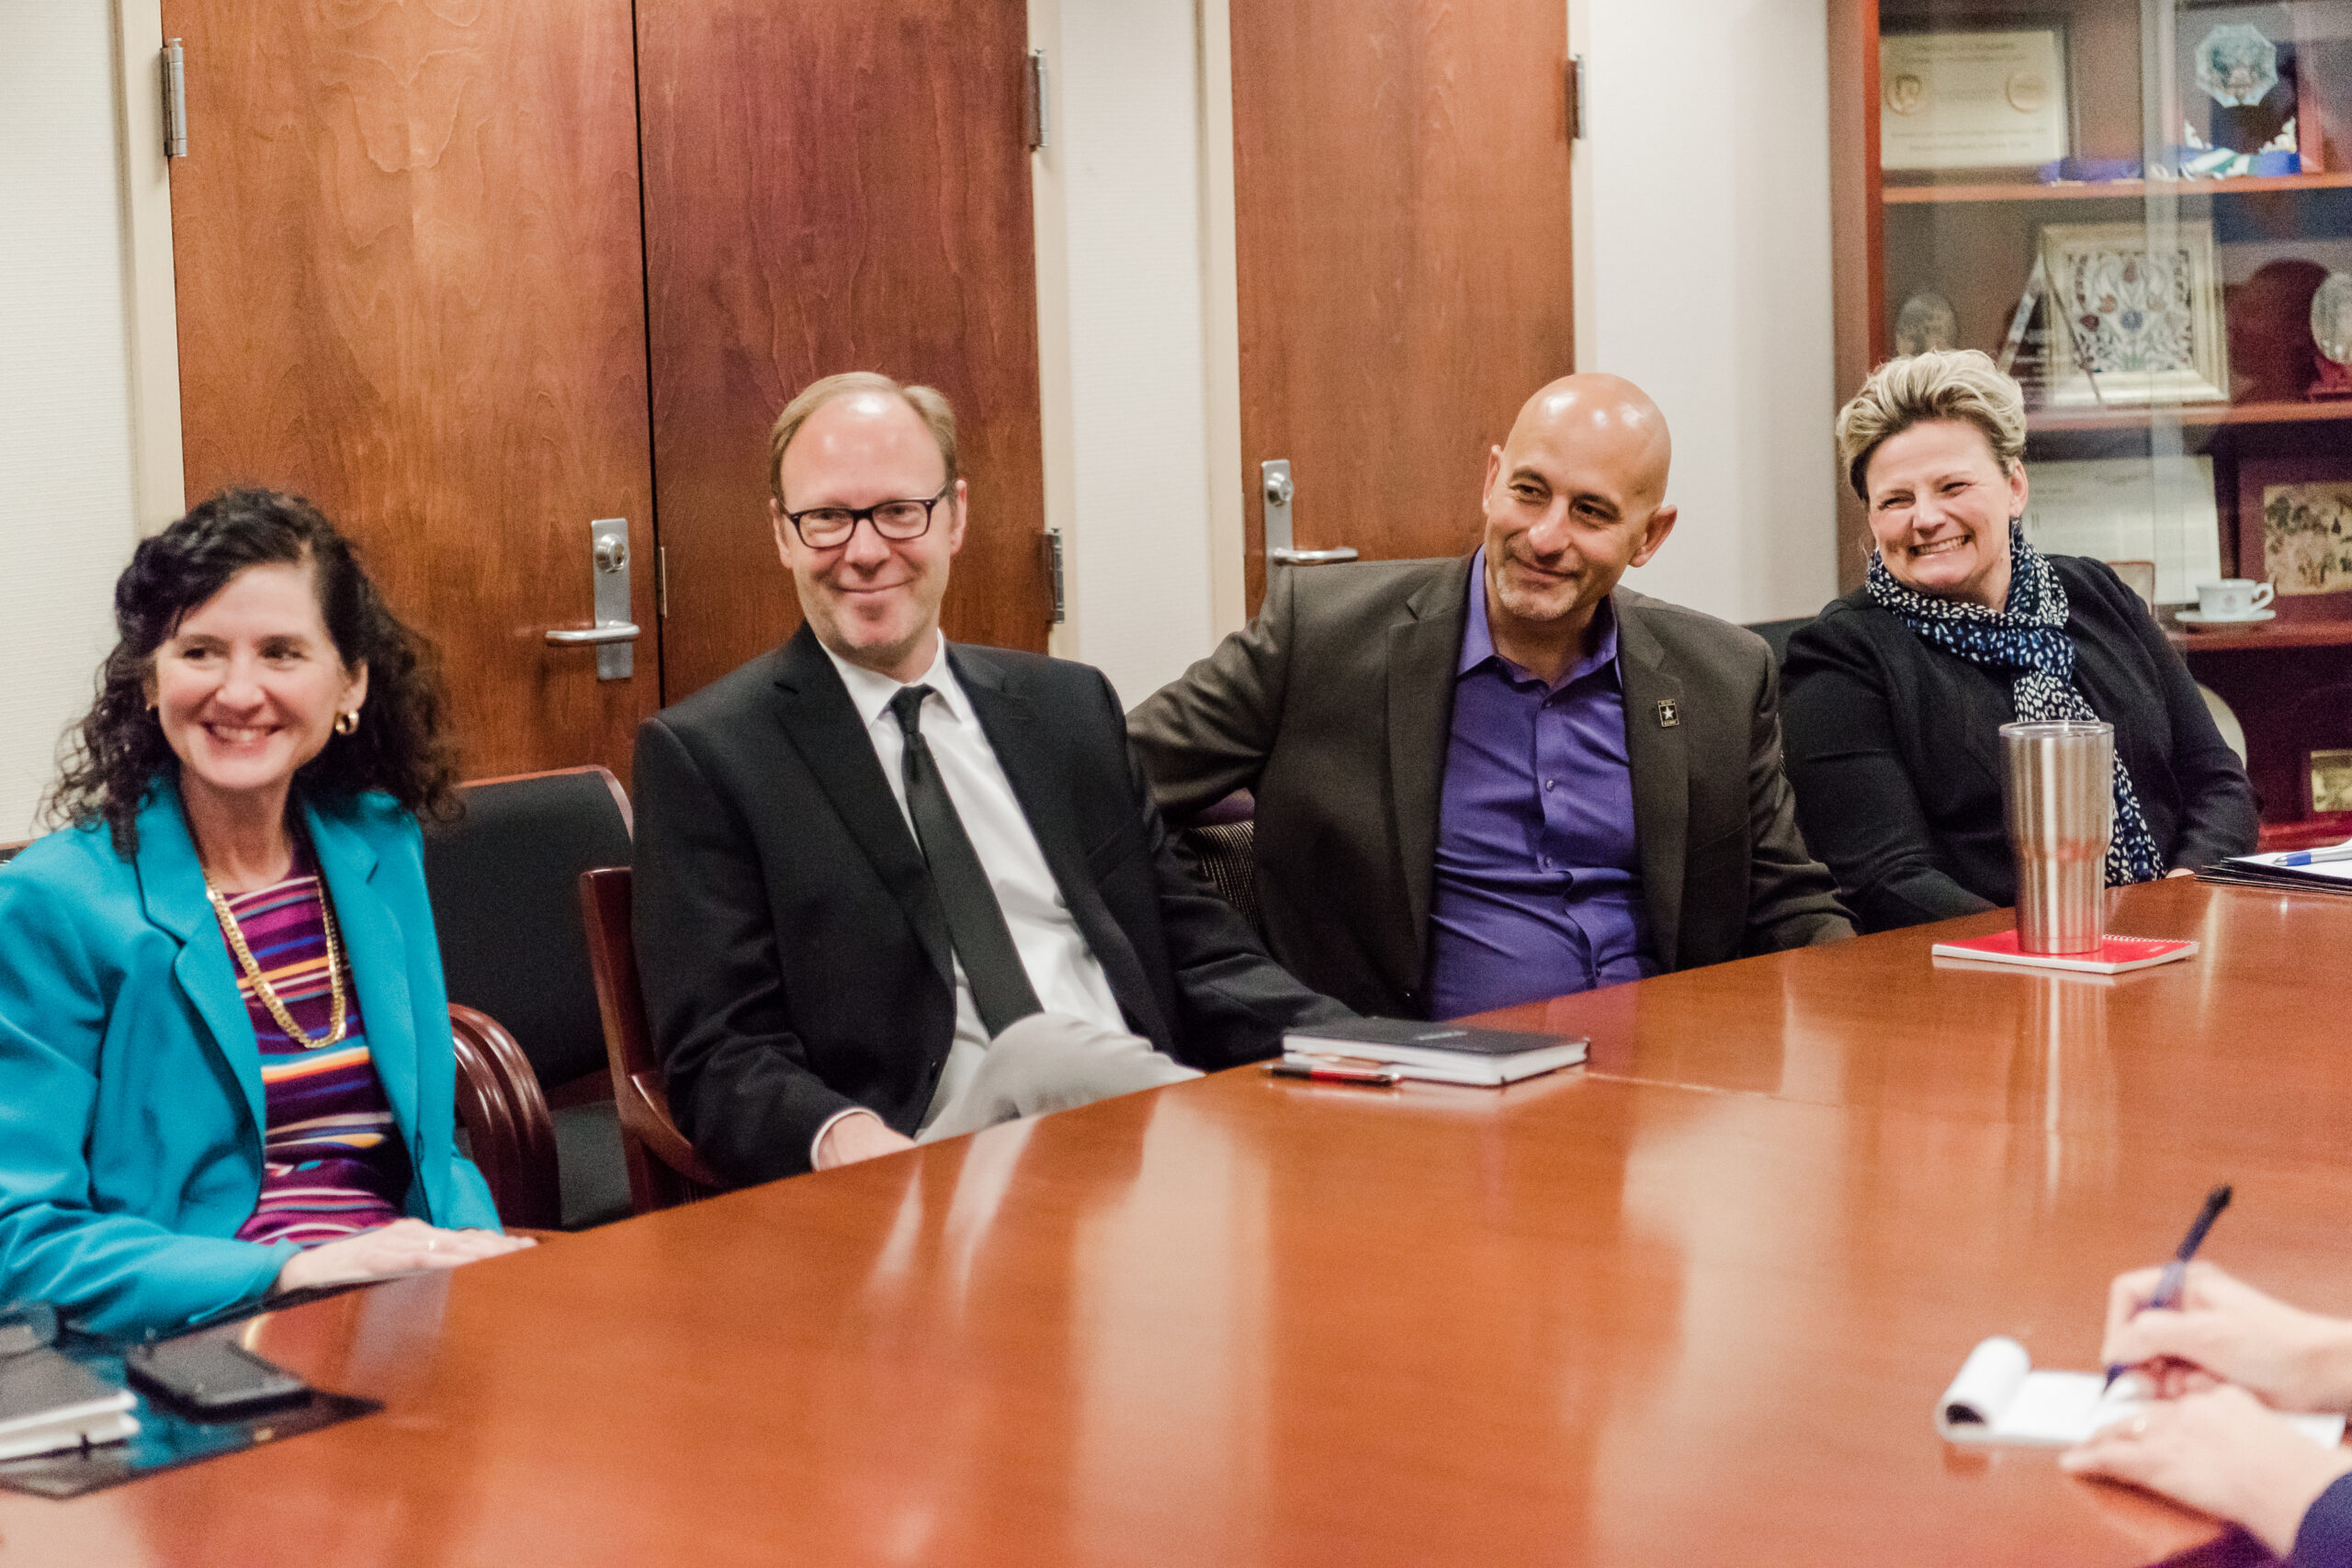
[818,631,977,730]
[1458,547,1621,690]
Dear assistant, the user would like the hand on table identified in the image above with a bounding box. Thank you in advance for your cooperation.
[273,1219,535,1293]
[2101,1262,2352,1411]
[814,1110,917,1170]
[2061,1383,2352,1555]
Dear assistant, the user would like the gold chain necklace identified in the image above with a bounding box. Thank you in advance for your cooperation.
[203,866,349,1048]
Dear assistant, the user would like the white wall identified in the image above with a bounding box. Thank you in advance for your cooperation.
[0,6,150,837]
[1580,0,1840,624]
[1032,0,1222,710]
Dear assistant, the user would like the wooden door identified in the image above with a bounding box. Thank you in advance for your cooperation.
[163,0,660,784]
[636,0,1051,702]
[1231,0,1577,611]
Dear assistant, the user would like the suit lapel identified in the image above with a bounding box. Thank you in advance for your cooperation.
[1387,559,1473,976]
[772,626,956,991]
[954,647,1172,1044]
[1615,594,1689,971]
[136,788,267,1142]
[302,800,420,1144]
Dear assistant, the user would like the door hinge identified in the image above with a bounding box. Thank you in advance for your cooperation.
[1044,527,1066,624]
[1566,56,1587,142]
[1025,49,1050,152]
[162,39,188,159]
[655,544,669,618]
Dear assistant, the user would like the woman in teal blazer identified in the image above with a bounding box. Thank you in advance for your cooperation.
[0,491,525,1338]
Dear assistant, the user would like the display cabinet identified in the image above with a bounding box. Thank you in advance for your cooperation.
[1829,0,2352,839]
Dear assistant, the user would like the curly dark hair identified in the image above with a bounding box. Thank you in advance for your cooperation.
[47,488,461,854]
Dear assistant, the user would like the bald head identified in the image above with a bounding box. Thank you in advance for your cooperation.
[1476,373,1679,682]
[1504,374,1673,509]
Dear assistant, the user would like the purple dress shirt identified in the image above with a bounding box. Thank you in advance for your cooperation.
[1426,550,1659,1018]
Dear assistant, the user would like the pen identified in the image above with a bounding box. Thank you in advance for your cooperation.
[2104,1182,2233,1389]
[2278,846,2352,867]
[1264,1060,1402,1087]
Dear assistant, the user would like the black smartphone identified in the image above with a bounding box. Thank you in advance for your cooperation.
[125,1337,309,1416]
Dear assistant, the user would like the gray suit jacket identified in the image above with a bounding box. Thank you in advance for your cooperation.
[1127,556,1852,1018]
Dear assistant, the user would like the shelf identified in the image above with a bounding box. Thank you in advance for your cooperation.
[2028,400,2352,434]
[2167,619,2352,651]
[1883,172,2352,205]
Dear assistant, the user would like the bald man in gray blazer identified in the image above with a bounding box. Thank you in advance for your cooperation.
[1128,375,1850,1021]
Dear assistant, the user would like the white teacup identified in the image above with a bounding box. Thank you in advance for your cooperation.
[2196,579,2276,619]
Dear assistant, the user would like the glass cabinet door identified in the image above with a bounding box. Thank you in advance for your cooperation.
[1832,0,2352,840]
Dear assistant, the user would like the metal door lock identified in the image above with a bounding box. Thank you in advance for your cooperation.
[545,516,640,680]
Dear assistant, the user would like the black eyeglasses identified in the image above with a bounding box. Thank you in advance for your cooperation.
[782,484,953,549]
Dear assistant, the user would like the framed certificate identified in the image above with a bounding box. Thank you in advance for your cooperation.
[1880,28,2073,171]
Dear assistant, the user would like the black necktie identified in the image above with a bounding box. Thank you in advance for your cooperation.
[888,685,1043,1036]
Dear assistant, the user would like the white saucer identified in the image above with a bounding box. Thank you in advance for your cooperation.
[2176,608,2277,626]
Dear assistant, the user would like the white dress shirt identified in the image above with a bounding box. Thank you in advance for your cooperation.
[811,636,1128,1156]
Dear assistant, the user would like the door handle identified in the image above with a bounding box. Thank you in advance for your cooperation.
[544,624,643,645]
[1261,458,1357,567]
[544,517,637,679]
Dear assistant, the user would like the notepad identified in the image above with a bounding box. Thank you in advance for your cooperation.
[1929,931,2198,975]
[1283,1019,1589,1086]
[0,1348,137,1463]
[1936,1337,2347,1448]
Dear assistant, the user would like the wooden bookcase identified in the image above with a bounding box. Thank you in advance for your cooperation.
[1827,0,2352,840]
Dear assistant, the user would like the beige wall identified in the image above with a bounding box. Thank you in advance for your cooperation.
[0,4,169,837]
[1582,0,1840,626]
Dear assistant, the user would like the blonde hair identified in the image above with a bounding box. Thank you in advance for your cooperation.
[1835,349,2026,500]
[767,372,959,504]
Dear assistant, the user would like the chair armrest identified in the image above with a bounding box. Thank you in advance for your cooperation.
[448,1003,563,1231]
[617,1069,727,1191]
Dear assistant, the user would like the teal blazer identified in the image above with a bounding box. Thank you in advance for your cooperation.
[0,784,498,1337]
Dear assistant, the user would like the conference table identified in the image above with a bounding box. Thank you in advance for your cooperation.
[3,878,2347,1565]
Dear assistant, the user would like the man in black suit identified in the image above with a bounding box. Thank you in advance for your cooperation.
[633,372,1347,1183]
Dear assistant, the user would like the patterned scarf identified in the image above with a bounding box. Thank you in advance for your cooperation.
[1866,522,2165,886]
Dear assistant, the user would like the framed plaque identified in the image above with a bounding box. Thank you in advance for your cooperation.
[2038,220,2230,406]
[1880,28,2073,171]
[2234,456,2352,622]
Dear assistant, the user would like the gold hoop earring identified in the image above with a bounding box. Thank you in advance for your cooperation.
[334,709,360,736]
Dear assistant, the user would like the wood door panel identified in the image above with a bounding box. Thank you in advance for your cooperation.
[163,0,659,784]
[637,0,1048,704]
[1233,0,1576,610]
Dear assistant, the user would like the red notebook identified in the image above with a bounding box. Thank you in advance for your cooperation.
[1929,930,2199,975]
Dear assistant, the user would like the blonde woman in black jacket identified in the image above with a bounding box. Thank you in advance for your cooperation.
[1781,351,2256,933]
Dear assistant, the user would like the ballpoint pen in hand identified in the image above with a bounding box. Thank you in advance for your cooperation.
[2104,1182,2233,1388]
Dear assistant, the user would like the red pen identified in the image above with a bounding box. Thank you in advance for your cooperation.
[1263,1059,1402,1087]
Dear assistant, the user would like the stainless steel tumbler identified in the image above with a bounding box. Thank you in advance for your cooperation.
[1999,720,2113,954]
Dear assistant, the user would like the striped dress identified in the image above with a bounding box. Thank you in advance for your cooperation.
[220,845,412,1247]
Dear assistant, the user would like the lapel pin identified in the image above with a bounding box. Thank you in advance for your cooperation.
[1656,699,1680,728]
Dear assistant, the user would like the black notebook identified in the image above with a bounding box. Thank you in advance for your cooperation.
[1284,1019,1589,1085]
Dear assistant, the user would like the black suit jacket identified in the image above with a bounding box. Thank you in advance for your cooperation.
[1125,557,1852,1019]
[632,625,1349,1185]
[1780,555,2258,933]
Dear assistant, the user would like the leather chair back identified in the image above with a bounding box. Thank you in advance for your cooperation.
[424,767,633,1094]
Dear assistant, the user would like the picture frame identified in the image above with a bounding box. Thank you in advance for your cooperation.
[2234,455,2352,622]
[2038,220,2230,406]
[1880,24,2075,173]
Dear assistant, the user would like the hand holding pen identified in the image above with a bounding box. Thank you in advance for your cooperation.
[2098,1259,2352,1413]
[2103,1184,2230,1391]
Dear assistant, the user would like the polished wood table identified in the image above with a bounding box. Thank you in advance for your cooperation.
[2,880,2345,1566]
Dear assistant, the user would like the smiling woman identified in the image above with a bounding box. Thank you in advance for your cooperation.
[0,490,531,1337]
[1779,352,2258,934]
